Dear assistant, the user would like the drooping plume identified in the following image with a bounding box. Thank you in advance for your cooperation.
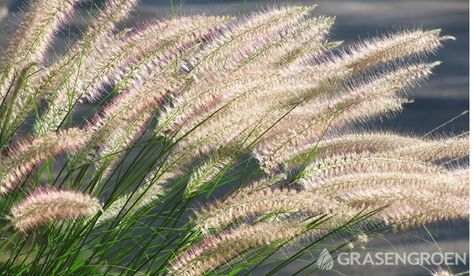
[0,0,82,100]
[32,0,140,135]
[255,62,441,172]
[10,187,101,231]
[0,129,90,194]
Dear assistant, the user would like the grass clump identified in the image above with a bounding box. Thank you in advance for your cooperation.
[0,1,467,274]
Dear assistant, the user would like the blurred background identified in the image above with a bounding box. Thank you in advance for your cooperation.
[0,0,469,275]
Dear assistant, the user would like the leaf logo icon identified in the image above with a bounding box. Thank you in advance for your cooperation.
[316,248,334,270]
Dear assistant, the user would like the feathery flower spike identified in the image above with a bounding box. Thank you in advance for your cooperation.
[10,187,101,231]
[0,128,90,194]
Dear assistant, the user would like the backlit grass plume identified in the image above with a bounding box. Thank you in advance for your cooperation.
[10,187,101,232]
[0,1,467,274]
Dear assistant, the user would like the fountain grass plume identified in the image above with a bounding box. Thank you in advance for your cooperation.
[169,221,308,275]
[32,0,140,135]
[255,62,441,172]
[179,171,467,274]
[280,132,469,169]
[0,128,90,194]
[0,0,82,101]
[297,152,444,190]
[10,187,101,232]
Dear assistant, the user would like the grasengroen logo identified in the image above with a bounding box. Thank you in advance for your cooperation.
[315,249,334,270]
[316,249,468,270]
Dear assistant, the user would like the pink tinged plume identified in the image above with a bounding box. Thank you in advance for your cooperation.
[80,15,228,103]
[254,62,440,172]
[156,6,314,137]
[10,187,101,232]
[0,0,83,101]
[65,17,227,157]
[0,128,90,194]
[32,0,139,135]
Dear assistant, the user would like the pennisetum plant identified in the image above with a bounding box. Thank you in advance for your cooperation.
[0,1,468,275]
